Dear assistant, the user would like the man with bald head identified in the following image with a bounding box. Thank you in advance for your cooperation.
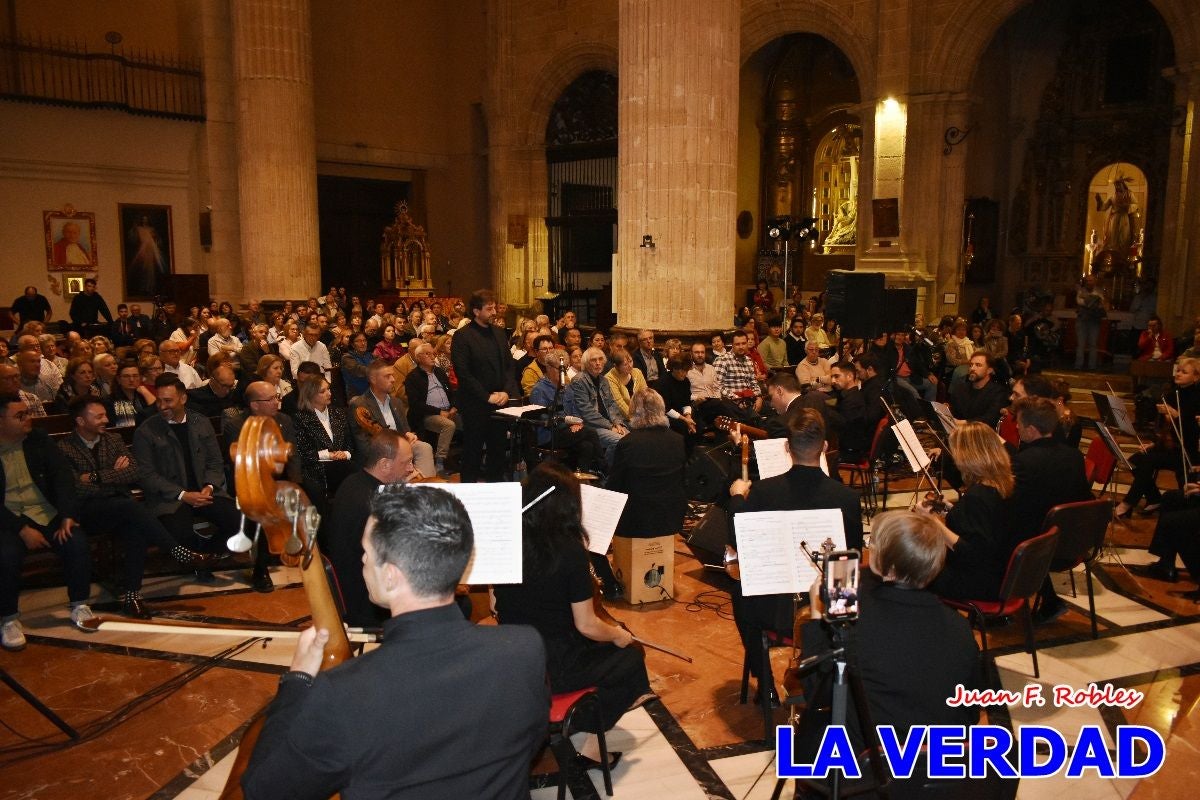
[403,342,458,477]
[188,363,240,418]
[16,350,56,404]
[17,335,62,396]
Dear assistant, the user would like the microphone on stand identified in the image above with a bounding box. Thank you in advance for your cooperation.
[559,353,568,389]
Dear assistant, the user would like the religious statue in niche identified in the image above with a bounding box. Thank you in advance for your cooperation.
[380,201,433,295]
[1092,174,1142,274]
[816,125,861,253]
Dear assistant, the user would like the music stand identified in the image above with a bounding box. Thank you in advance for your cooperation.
[0,666,80,740]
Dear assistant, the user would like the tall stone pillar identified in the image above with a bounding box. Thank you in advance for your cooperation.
[231,0,321,300]
[614,0,738,331]
[197,0,242,300]
[1160,65,1200,332]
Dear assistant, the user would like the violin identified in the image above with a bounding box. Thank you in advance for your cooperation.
[921,490,950,513]
[587,563,692,663]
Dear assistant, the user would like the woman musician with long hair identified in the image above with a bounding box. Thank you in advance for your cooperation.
[492,462,653,758]
[919,421,1014,602]
[1116,356,1200,518]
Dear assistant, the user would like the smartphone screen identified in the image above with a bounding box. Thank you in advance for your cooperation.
[823,550,861,621]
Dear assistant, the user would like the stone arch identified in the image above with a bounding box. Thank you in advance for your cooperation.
[521,42,619,148]
[740,0,875,97]
[923,0,1198,94]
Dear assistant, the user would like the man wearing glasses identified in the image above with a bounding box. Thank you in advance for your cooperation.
[188,364,241,418]
[159,340,202,389]
[1,394,93,651]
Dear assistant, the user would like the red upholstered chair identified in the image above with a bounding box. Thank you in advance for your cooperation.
[1043,499,1113,639]
[941,527,1061,678]
[838,417,890,518]
[1083,436,1118,498]
[548,687,614,799]
[997,413,1020,448]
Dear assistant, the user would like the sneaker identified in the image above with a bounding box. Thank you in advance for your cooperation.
[1,619,26,651]
[70,604,97,632]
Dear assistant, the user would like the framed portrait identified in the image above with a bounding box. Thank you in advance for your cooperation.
[118,204,174,299]
[63,273,88,301]
[44,207,97,270]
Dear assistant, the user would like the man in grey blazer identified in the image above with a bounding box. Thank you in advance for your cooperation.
[133,375,262,589]
[348,360,436,478]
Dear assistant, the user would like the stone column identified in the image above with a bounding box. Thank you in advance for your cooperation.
[231,0,321,300]
[614,0,739,332]
[1160,65,1200,332]
[197,0,242,300]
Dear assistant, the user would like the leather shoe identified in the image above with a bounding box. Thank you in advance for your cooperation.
[172,546,225,570]
[1129,561,1179,583]
[251,571,275,594]
[1033,601,1068,624]
[573,752,622,772]
[121,594,153,619]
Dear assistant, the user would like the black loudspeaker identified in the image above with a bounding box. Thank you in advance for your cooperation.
[685,506,729,567]
[825,270,886,339]
[684,445,734,502]
[882,288,918,333]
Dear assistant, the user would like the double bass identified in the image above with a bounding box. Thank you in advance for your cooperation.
[217,416,352,800]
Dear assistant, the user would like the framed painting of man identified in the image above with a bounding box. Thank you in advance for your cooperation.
[44,207,97,270]
[118,203,174,299]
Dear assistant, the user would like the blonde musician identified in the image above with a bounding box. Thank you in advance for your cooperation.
[242,486,549,798]
[1117,357,1200,518]
[917,421,1013,603]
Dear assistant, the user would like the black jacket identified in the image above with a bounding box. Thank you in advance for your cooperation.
[293,407,356,490]
[829,386,869,459]
[730,464,864,550]
[1009,436,1093,548]
[948,378,1008,427]
[930,484,1012,601]
[242,604,549,800]
[451,321,518,415]
[607,427,688,537]
[132,413,229,517]
[0,429,78,532]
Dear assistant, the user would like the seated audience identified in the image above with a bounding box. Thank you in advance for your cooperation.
[107,359,156,427]
[403,343,459,476]
[949,353,1007,427]
[607,390,687,539]
[350,359,436,477]
[53,356,101,413]
[294,377,357,512]
[60,397,221,617]
[340,331,373,399]
[794,340,832,392]
[570,346,628,462]
[0,392,94,651]
[605,349,648,421]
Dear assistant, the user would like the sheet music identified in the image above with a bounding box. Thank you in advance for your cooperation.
[1107,396,1139,438]
[752,439,829,479]
[580,484,627,555]
[433,483,523,584]
[493,404,545,418]
[734,508,847,596]
[754,438,792,479]
[930,400,958,436]
[892,418,931,473]
[1093,422,1134,473]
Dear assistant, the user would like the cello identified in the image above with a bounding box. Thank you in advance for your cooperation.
[217,416,353,800]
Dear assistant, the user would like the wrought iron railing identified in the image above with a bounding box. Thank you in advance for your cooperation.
[0,36,204,121]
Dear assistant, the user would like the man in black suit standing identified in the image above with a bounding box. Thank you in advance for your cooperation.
[1009,397,1093,621]
[319,430,414,628]
[450,290,518,482]
[242,484,548,799]
[727,409,863,697]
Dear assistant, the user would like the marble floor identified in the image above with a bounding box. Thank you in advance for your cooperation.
[2,481,1198,800]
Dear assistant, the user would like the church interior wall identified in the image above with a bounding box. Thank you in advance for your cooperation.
[735,46,769,299]
[0,103,201,319]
